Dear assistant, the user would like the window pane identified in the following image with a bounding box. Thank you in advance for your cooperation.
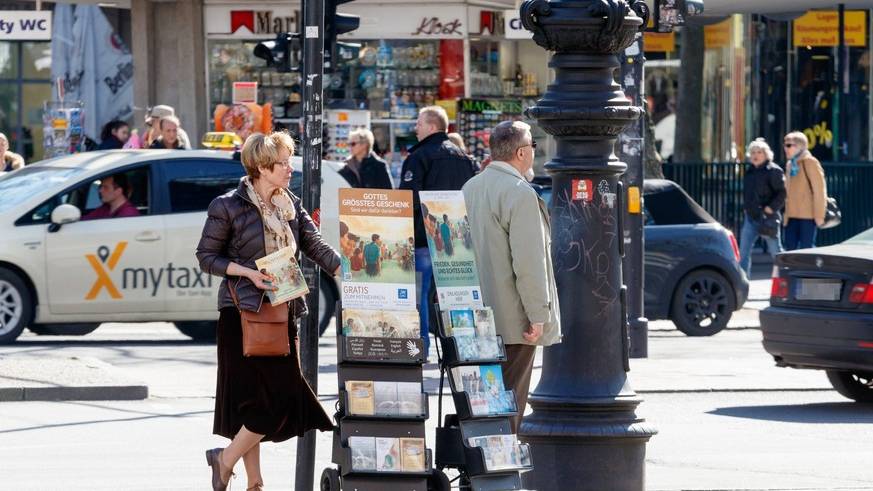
[163,159,245,213]
[22,42,51,79]
[77,167,151,219]
[0,42,18,78]
[0,83,20,151]
[22,83,50,162]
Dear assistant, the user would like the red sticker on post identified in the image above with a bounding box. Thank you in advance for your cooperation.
[571,179,594,202]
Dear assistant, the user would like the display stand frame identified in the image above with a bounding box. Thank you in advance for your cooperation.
[321,302,449,491]
[432,303,533,491]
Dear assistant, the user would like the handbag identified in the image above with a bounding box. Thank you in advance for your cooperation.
[757,213,780,238]
[230,281,291,357]
[801,159,841,229]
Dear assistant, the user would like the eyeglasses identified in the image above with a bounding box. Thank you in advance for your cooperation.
[349,141,360,147]
[783,143,795,148]
[517,140,537,151]
[271,159,293,169]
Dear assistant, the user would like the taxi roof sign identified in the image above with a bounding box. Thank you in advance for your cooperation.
[202,132,243,150]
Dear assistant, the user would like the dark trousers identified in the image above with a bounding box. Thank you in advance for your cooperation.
[784,218,817,250]
[501,343,537,433]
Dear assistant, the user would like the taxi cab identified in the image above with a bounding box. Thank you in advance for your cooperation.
[0,150,348,343]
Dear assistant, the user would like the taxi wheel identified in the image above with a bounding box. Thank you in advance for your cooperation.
[826,370,873,403]
[0,269,32,344]
[175,321,216,341]
[28,323,99,336]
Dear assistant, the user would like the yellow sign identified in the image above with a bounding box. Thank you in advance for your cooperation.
[627,186,641,214]
[644,32,675,53]
[85,242,127,300]
[436,99,458,121]
[705,18,731,49]
[793,10,867,47]
[202,132,243,150]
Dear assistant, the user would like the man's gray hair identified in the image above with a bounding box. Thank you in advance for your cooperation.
[489,120,531,162]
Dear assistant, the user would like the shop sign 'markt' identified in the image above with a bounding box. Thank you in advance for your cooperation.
[231,10,298,35]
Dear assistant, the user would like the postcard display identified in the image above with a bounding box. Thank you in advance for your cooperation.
[323,188,440,491]
[420,191,533,490]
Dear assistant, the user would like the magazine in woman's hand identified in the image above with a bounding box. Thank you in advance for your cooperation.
[255,246,310,306]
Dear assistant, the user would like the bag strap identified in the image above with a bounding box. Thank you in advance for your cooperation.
[228,278,241,308]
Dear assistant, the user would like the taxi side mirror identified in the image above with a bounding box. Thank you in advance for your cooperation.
[49,204,82,232]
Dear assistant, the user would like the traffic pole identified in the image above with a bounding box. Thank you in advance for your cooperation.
[619,32,648,358]
[295,0,325,487]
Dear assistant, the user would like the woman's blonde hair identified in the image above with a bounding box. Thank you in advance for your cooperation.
[746,137,774,162]
[241,131,295,179]
[784,131,809,151]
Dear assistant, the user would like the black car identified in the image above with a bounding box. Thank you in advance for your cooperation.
[760,227,873,402]
[533,178,749,336]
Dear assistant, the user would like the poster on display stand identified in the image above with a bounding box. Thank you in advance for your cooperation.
[43,101,85,158]
[456,98,523,162]
[325,109,371,161]
[418,191,484,310]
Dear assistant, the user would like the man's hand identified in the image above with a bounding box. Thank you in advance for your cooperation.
[764,206,774,215]
[523,323,543,343]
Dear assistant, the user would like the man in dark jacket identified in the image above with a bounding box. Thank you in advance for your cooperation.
[739,138,786,276]
[400,105,477,357]
[339,128,393,189]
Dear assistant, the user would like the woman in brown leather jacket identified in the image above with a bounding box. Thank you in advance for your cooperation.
[196,131,341,491]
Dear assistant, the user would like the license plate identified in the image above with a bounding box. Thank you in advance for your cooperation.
[796,278,842,301]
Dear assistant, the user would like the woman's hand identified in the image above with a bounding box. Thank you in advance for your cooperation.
[247,269,278,291]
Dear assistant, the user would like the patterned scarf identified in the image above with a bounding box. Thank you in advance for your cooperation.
[243,176,297,256]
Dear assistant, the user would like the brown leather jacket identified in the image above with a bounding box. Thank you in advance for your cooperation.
[196,179,341,316]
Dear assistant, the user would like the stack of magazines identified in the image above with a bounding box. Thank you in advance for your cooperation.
[451,364,516,415]
[467,435,532,471]
[348,436,427,472]
[345,380,425,417]
[441,307,503,360]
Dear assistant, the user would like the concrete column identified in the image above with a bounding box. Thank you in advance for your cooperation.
[130,0,207,146]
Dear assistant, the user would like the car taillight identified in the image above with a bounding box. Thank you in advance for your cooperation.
[848,280,873,304]
[770,269,789,299]
[728,231,740,263]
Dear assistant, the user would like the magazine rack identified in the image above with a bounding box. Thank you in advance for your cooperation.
[433,303,533,491]
[320,302,451,491]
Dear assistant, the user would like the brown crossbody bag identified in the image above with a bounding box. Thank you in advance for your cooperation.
[229,280,291,357]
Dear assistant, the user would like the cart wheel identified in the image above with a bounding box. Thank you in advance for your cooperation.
[320,467,341,491]
[428,469,451,491]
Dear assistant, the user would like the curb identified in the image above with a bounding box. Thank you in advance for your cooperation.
[0,384,149,402]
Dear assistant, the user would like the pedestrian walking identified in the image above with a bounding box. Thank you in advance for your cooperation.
[149,116,186,150]
[0,133,24,171]
[97,120,130,150]
[196,131,341,491]
[738,138,786,277]
[339,128,393,189]
[399,105,477,355]
[364,234,382,276]
[145,105,192,149]
[782,131,827,250]
[462,120,562,432]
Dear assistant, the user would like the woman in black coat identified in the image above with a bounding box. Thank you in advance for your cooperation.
[339,128,394,189]
[196,131,341,491]
[97,120,130,150]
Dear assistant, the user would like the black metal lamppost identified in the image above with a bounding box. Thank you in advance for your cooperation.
[517,1,656,489]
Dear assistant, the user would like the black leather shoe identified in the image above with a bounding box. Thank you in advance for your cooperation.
[205,448,232,491]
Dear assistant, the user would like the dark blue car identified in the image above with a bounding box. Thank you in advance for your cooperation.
[533,178,749,336]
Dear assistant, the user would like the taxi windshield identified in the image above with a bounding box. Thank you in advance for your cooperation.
[0,166,85,214]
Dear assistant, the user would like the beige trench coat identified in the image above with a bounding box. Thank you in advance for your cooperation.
[462,161,561,346]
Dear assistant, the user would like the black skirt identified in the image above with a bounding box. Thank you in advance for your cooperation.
[213,307,334,443]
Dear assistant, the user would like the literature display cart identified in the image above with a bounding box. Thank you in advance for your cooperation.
[418,191,534,491]
[320,189,450,491]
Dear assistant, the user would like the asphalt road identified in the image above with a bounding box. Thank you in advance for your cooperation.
[2,273,872,490]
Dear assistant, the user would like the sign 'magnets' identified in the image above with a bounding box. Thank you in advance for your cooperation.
[0,11,51,40]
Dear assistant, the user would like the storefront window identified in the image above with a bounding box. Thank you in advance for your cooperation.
[0,41,50,162]
[207,39,302,122]
[22,42,51,79]
[791,10,870,162]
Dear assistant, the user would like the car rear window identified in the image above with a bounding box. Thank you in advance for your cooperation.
[0,167,85,213]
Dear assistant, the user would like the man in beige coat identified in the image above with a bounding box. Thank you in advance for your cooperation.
[462,120,561,432]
